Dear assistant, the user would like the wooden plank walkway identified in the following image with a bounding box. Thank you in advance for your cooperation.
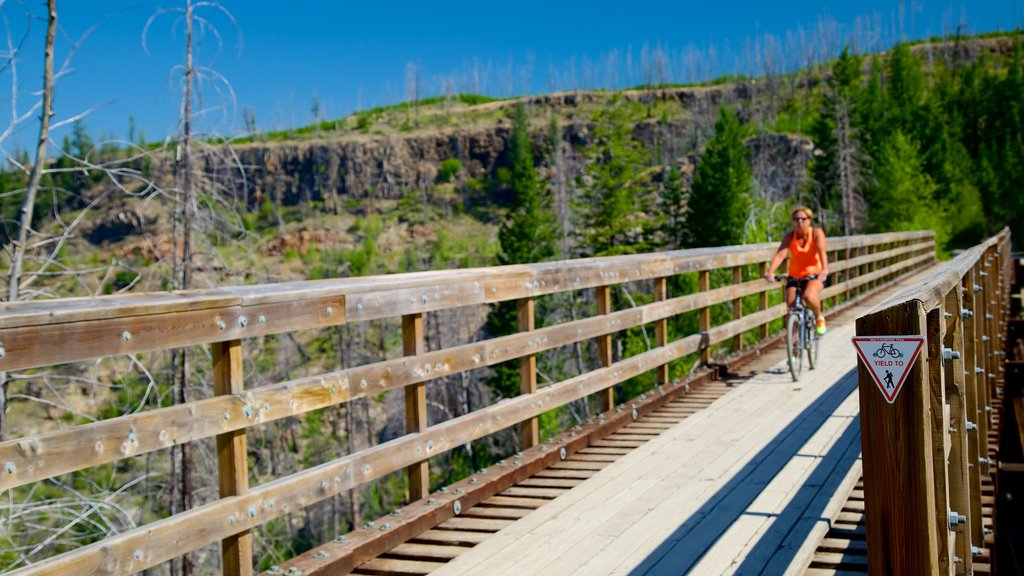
[428,283,927,576]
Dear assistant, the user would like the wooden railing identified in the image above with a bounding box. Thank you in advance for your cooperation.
[0,231,935,575]
[855,228,1011,575]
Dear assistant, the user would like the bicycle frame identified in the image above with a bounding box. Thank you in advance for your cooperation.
[777,275,821,381]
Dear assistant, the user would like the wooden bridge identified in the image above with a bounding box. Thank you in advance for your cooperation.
[0,228,1017,575]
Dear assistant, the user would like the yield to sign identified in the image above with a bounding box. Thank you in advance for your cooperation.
[851,336,925,404]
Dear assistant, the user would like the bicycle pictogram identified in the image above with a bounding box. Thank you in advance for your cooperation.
[872,343,904,359]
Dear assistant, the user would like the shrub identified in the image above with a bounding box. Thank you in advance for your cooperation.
[437,158,462,183]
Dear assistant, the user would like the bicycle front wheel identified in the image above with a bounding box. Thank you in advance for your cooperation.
[806,311,819,370]
[786,313,802,381]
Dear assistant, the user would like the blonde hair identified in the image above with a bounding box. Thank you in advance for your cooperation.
[792,206,814,220]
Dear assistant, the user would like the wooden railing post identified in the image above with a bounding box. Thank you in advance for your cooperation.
[857,302,941,575]
[962,270,985,545]
[758,263,769,340]
[596,285,615,412]
[654,277,669,387]
[943,289,974,571]
[699,270,711,366]
[977,261,994,478]
[403,313,429,502]
[925,307,953,574]
[518,297,538,449]
[213,339,252,576]
[732,266,743,351]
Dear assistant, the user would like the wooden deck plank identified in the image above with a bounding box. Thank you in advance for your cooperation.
[351,557,447,575]
[435,517,515,532]
[410,530,490,546]
[480,496,548,509]
[384,543,469,561]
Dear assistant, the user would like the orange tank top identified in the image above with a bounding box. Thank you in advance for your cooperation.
[788,229,823,278]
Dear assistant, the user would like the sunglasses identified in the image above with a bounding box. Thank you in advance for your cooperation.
[792,216,810,222]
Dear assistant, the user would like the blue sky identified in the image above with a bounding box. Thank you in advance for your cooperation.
[0,0,1020,155]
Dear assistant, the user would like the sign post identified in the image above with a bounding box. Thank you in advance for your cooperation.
[855,304,941,575]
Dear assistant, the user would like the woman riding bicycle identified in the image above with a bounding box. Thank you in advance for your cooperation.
[764,206,829,335]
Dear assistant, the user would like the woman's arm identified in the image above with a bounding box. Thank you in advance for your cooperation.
[765,232,792,281]
[815,228,829,282]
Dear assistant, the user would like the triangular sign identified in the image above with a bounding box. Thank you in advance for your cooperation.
[851,336,925,404]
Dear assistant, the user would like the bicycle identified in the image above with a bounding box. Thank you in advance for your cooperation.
[775,275,821,381]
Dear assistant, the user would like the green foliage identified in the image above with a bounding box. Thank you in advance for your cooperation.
[578,97,654,256]
[658,166,686,249]
[683,106,752,247]
[436,158,462,183]
[866,130,951,250]
[487,104,560,399]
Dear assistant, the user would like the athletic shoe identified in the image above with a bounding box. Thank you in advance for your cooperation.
[816,318,827,335]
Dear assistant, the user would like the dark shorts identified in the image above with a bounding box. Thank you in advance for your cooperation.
[785,275,821,291]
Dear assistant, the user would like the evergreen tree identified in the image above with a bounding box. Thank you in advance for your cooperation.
[578,97,653,256]
[486,104,558,400]
[866,130,950,245]
[683,106,752,248]
[658,166,686,249]
[496,105,558,266]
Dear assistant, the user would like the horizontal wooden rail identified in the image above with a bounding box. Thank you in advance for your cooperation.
[0,232,933,372]
[855,227,1010,575]
[0,230,934,575]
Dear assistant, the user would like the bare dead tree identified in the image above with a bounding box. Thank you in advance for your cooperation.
[1,0,55,443]
[143,3,242,574]
[833,96,867,234]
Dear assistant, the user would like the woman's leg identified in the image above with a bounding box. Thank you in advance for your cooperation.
[785,285,797,309]
[802,279,825,321]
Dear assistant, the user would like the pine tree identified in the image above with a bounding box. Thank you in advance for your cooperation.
[578,97,653,256]
[866,130,950,244]
[658,166,686,249]
[485,104,558,400]
[683,106,752,248]
[496,105,558,266]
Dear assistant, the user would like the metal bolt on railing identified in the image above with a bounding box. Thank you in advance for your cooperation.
[948,510,967,528]
[453,500,462,515]
[966,421,978,431]
[979,457,992,466]
[973,284,983,292]
[971,546,984,557]
[942,348,961,361]
[981,335,990,342]
[953,556,963,564]
[979,271,989,277]
[943,311,952,319]
[559,447,567,460]
[122,331,132,342]
[976,367,985,374]
[985,406,993,413]
[314,551,329,559]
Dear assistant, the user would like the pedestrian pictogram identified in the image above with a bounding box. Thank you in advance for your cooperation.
[851,336,925,404]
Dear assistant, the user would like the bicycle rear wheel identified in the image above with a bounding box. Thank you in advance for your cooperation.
[786,313,802,381]
[805,311,819,370]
